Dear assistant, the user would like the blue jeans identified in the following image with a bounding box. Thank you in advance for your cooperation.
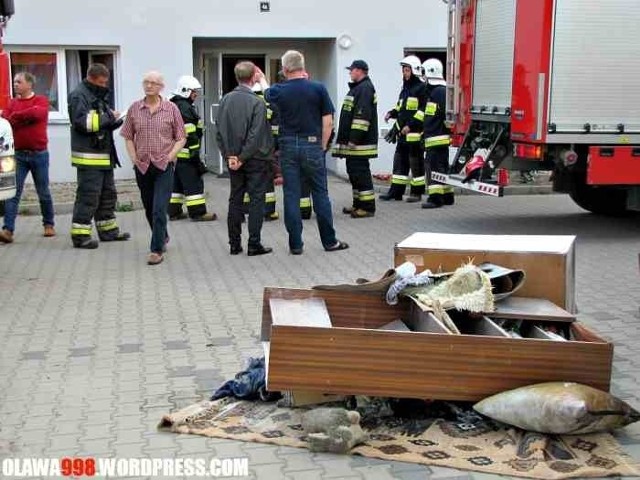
[135,163,174,254]
[3,150,55,233]
[279,136,337,250]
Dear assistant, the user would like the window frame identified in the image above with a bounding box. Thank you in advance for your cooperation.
[5,45,120,124]
[6,46,67,122]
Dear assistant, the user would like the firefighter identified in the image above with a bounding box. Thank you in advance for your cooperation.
[68,63,130,249]
[380,55,428,202]
[332,59,378,218]
[168,75,217,221]
[251,82,282,221]
[421,58,454,209]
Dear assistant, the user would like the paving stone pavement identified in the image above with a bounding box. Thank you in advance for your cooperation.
[1,175,640,480]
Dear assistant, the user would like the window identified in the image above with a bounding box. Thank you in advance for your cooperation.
[6,46,119,122]
[9,52,59,111]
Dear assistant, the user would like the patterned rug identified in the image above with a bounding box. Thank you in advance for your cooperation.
[159,398,640,479]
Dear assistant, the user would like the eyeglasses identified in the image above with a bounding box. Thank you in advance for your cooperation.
[143,80,163,87]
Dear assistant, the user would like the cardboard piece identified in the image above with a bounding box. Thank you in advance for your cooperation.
[395,233,576,312]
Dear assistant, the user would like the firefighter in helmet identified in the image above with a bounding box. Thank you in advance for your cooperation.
[421,58,454,209]
[380,55,428,202]
[168,75,217,221]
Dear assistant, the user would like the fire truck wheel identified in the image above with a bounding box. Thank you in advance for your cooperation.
[569,183,628,216]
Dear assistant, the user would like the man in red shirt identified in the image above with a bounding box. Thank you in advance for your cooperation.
[0,72,55,243]
[121,71,186,265]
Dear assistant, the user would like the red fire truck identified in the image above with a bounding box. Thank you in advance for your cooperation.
[0,0,16,207]
[441,0,640,215]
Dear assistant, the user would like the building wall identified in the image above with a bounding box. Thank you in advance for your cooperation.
[6,0,448,182]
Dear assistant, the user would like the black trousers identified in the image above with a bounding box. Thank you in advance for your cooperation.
[228,159,268,248]
[385,142,425,198]
[71,168,122,242]
[168,160,207,218]
[425,147,454,205]
[346,157,375,212]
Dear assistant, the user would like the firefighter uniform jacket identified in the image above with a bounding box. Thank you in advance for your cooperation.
[422,84,450,149]
[68,80,122,169]
[332,76,378,159]
[387,75,429,145]
[171,95,204,161]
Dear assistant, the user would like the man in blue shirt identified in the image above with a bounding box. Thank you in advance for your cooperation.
[263,50,348,255]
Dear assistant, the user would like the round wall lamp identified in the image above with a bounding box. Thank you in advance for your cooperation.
[338,34,353,50]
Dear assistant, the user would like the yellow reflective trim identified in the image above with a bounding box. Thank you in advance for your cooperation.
[97,221,118,232]
[426,102,437,116]
[189,144,200,150]
[71,228,92,236]
[406,132,422,142]
[243,193,250,203]
[373,93,378,104]
[351,124,369,132]
[71,156,111,167]
[300,198,311,208]
[186,198,206,207]
[358,190,376,201]
[170,197,184,204]
[86,110,100,132]
[414,110,425,122]
[443,186,454,194]
[406,97,419,110]
[184,123,197,134]
[346,149,377,156]
[392,175,410,185]
[271,126,279,135]
[428,184,446,195]
[425,135,451,148]
[411,176,426,187]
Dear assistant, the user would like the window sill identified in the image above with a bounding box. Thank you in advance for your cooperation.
[48,118,71,126]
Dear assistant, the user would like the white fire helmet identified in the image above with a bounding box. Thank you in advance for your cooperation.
[400,55,423,77]
[174,75,202,98]
[422,58,446,86]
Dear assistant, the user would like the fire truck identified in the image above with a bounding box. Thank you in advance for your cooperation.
[0,0,15,210]
[441,0,640,215]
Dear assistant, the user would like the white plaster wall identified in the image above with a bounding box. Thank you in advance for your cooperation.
[6,0,447,181]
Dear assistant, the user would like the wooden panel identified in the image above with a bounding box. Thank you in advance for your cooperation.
[489,297,576,322]
[261,287,410,341]
[268,324,612,401]
[394,248,572,311]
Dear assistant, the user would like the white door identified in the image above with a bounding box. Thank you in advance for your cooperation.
[201,52,224,174]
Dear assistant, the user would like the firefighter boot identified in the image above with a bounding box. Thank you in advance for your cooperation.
[443,193,455,206]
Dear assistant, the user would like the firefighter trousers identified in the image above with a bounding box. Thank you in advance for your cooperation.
[169,160,208,219]
[384,142,425,199]
[243,168,311,219]
[425,147,454,206]
[71,168,123,244]
[346,157,375,213]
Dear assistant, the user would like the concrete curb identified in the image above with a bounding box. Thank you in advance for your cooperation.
[14,174,555,216]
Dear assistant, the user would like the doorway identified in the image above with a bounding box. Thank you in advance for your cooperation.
[201,53,266,175]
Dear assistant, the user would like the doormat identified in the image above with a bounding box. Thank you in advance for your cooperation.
[159,398,640,479]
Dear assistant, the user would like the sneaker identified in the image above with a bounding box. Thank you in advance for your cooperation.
[43,225,56,237]
[350,208,375,218]
[192,212,217,222]
[147,252,164,265]
[0,229,14,243]
[325,240,349,252]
